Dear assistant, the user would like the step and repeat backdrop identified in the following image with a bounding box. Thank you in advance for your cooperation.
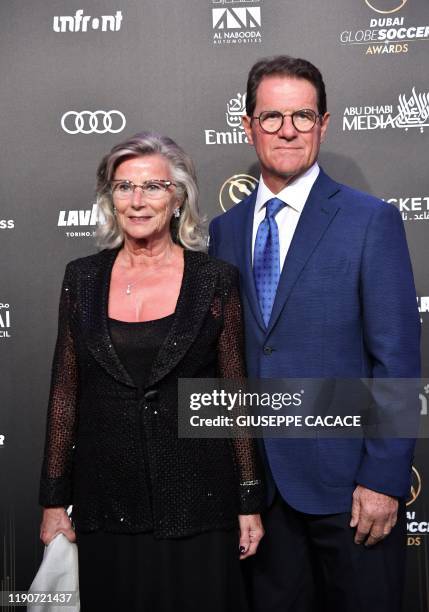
[1,0,428,607]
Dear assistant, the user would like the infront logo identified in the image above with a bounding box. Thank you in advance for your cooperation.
[219,174,258,212]
[0,434,5,446]
[53,10,123,32]
[61,110,126,135]
[365,0,408,14]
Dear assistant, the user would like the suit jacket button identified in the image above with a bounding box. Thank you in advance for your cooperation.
[263,346,273,355]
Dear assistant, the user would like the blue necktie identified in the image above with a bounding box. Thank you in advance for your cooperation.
[253,197,285,327]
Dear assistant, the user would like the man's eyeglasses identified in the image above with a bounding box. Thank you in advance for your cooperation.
[111,179,176,201]
[251,109,323,134]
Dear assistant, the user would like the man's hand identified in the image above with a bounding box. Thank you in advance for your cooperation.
[350,485,398,547]
[238,514,264,559]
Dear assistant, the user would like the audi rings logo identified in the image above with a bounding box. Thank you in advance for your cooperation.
[364,0,407,14]
[61,110,126,135]
[219,174,258,212]
[407,466,422,507]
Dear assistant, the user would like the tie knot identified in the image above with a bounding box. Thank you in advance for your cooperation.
[265,197,285,219]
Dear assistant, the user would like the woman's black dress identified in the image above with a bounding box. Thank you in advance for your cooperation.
[77,315,249,612]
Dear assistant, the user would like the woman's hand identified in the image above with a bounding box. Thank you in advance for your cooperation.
[238,514,264,559]
[40,507,76,546]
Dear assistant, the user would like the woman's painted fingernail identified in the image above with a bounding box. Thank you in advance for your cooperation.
[239,546,246,553]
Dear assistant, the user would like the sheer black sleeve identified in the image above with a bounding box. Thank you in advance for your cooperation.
[216,265,265,514]
[39,263,78,507]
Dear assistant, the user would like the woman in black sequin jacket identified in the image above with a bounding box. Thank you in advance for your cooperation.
[39,132,264,612]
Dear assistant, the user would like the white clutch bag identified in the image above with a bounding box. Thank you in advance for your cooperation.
[28,531,80,612]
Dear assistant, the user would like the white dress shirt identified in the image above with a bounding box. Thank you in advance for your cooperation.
[251,163,320,269]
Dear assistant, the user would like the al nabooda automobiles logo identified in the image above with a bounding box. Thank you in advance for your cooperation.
[343,87,429,133]
[340,0,429,55]
[211,0,262,46]
[205,92,249,145]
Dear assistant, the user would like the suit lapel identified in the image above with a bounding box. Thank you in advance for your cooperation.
[84,249,219,390]
[234,190,266,332]
[267,170,341,334]
[146,250,218,388]
[85,247,137,388]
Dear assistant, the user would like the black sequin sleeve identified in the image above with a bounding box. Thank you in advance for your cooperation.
[217,266,265,515]
[39,263,78,507]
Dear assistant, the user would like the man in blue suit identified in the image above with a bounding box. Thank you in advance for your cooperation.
[209,56,421,612]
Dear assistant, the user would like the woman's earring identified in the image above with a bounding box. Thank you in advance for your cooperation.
[173,207,181,218]
[113,206,117,216]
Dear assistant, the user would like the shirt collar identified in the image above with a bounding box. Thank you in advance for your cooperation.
[255,162,320,214]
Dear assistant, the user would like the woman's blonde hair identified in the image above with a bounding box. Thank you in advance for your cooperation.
[95,131,206,250]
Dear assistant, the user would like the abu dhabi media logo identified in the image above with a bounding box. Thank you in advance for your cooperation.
[53,10,123,32]
[0,219,14,230]
[58,203,105,238]
[343,87,429,132]
[212,0,262,46]
[205,92,249,145]
[219,174,258,211]
[340,0,429,56]
[387,195,429,222]
[61,110,126,135]
[0,303,11,339]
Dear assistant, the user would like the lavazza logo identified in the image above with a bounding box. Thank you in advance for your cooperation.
[340,0,429,55]
[0,303,11,339]
[387,194,429,222]
[58,203,105,239]
[212,0,262,46]
[205,92,248,145]
[343,86,429,132]
[53,10,123,33]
